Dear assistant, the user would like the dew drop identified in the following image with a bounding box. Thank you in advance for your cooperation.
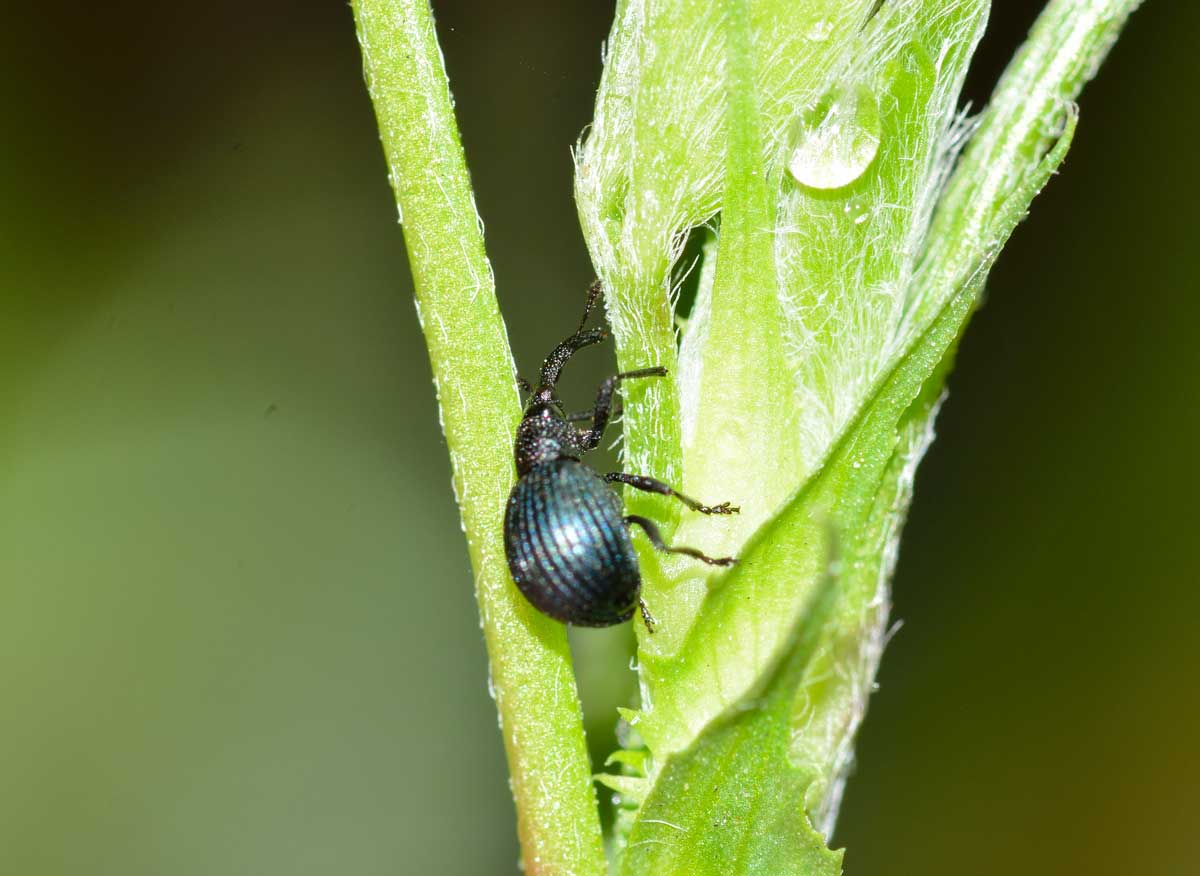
[788,84,882,190]
[805,18,834,42]
[843,199,871,226]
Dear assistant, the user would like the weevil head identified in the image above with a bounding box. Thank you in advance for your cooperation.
[515,400,576,475]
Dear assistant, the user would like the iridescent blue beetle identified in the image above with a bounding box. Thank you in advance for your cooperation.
[504,281,738,630]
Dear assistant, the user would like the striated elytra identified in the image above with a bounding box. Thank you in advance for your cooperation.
[504,281,740,630]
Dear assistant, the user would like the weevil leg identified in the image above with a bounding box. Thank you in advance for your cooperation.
[638,598,658,634]
[607,473,739,515]
[624,515,737,567]
[577,277,604,332]
[576,368,667,450]
[565,402,623,424]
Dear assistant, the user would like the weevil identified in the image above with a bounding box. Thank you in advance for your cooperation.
[504,280,738,630]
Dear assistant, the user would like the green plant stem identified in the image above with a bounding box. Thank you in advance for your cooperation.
[350,3,606,874]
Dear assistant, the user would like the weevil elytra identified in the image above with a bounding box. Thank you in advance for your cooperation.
[504,280,738,630]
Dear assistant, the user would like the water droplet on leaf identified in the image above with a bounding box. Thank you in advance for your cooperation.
[843,199,871,226]
[789,84,881,190]
[806,18,834,42]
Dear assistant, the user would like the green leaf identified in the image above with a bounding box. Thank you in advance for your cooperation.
[623,273,973,876]
[617,117,1076,860]
[620,100,1076,862]
[626,0,992,768]
[587,0,1118,866]
[576,0,878,521]
[622,565,846,876]
[666,0,987,650]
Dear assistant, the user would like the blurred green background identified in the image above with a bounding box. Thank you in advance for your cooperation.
[1,2,1195,874]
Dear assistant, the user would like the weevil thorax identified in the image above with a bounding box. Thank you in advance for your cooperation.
[515,393,578,475]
